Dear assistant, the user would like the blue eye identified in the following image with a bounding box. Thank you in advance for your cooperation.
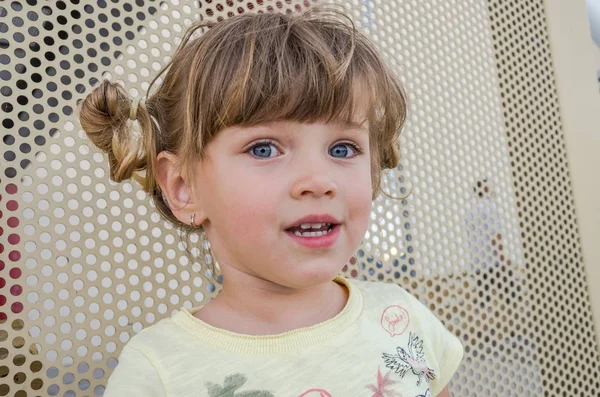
[249,142,280,158]
[329,143,358,158]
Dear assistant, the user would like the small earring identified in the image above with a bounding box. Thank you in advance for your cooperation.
[201,231,213,266]
[192,230,212,273]
[190,213,196,228]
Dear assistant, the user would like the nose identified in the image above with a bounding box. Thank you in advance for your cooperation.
[289,167,337,199]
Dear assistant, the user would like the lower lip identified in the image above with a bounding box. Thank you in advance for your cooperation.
[285,224,341,248]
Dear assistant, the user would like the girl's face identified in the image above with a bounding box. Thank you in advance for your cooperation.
[194,120,373,289]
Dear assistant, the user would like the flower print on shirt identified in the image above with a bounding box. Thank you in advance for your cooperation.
[206,374,274,397]
[365,366,402,397]
[382,332,436,386]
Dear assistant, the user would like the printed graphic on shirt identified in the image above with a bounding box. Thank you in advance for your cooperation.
[382,332,436,386]
[365,366,402,397]
[206,373,274,397]
[381,305,410,337]
[297,389,332,397]
[415,389,431,397]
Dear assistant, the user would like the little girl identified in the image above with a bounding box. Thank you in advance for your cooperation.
[78,6,463,397]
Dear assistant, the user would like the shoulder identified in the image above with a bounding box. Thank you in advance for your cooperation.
[121,311,202,364]
[125,315,185,351]
[348,277,455,339]
[112,315,187,372]
[105,312,199,397]
[348,278,464,395]
[104,318,178,397]
[113,312,202,374]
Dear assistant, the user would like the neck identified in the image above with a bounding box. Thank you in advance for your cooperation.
[194,270,349,335]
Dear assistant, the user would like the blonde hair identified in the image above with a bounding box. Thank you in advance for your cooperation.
[78,6,407,262]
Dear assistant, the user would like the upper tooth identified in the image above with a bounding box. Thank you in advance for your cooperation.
[299,222,331,229]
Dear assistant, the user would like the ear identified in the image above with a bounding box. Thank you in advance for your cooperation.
[155,151,208,227]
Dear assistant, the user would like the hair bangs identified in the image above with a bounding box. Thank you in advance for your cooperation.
[204,11,386,133]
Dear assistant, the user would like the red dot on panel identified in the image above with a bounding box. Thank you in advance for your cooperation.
[8,251,21,262]
[11,302,23,314]
[10,285,22,296]
[9,267,22,279]
[0,295,6,306]
[5,184,17,194]
[0,226,4,236]
[7,217,19,228]
[0,278,5,288]
[0,312,6,321]
[0,260,4,271]
[0,244,3,254]
[8,234,20,245]
[6,201,18,211]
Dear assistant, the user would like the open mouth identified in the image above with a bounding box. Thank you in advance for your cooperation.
[285,222,337,237]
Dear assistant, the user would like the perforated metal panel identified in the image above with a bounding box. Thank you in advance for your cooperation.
[1,1,599,397]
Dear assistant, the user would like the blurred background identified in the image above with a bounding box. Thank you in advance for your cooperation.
[586,0,600,88]
[1,0,599,396]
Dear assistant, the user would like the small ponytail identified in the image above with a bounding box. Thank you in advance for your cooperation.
[78,80,155,193]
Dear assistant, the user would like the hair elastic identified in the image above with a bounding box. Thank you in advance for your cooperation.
[129,98,141,121]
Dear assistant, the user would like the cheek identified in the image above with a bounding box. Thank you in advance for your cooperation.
[351,189,373,224]
[208,171,280,236]
[346,169,374,233]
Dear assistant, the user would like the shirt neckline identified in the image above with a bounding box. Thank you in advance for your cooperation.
[171,276,363,354]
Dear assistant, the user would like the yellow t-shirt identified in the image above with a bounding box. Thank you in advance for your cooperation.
[104,277,464,397]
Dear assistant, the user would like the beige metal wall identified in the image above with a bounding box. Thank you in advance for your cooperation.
[1,1,599,396]
[545,0,600,349]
